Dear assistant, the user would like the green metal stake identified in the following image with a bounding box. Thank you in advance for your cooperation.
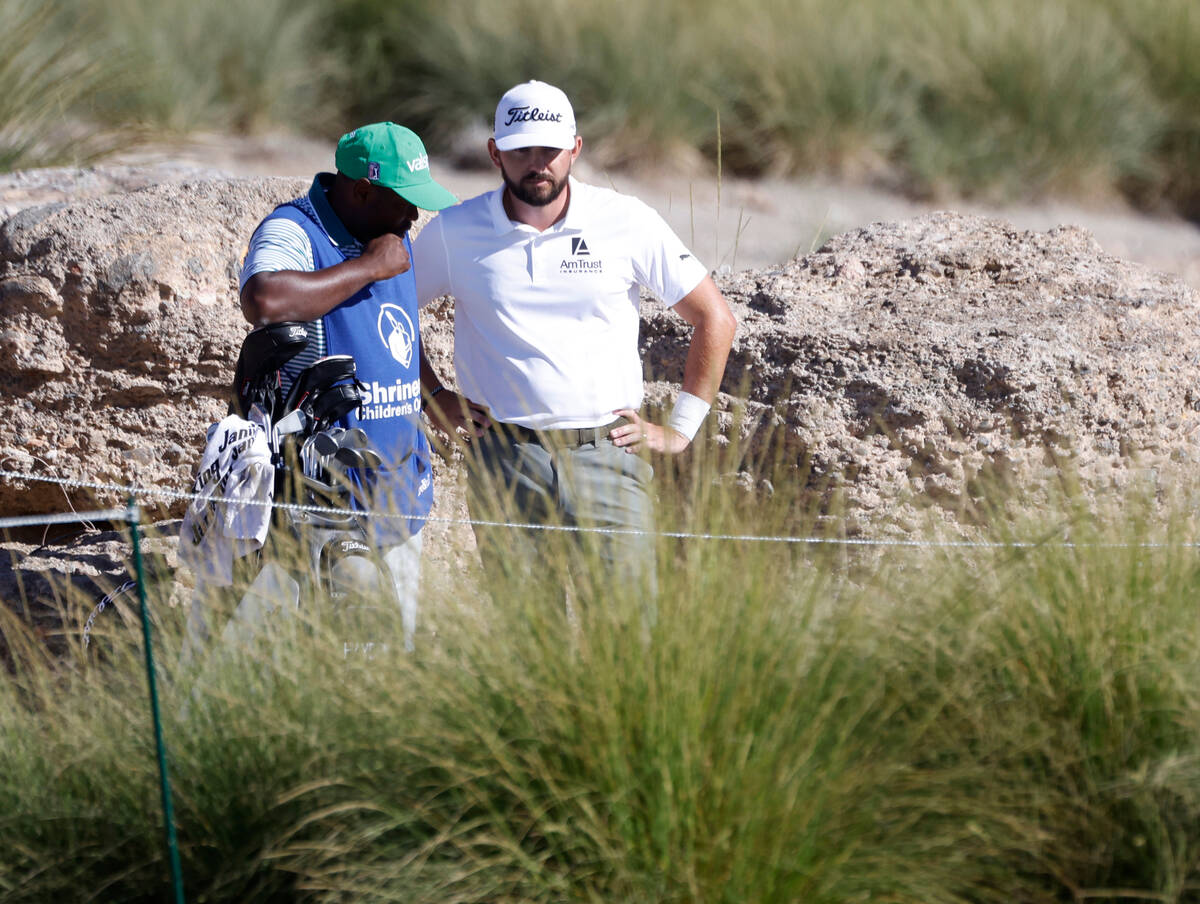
[128,498,186,904]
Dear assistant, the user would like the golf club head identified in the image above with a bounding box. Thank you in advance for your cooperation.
[335,447,367,469]
[231,322,309,418]
[312,429,342,457]
[340,427,369,450]
[275,408,308,436]
[357,448,383,469]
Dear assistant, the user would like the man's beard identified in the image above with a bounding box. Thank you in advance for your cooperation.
[502,164,569,207]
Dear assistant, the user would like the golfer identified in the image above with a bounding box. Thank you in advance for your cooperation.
[415,80,737,593]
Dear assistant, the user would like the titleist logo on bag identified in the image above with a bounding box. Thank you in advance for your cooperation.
[504,105,563,127]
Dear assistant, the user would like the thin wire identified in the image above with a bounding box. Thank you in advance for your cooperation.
[0,508,130,529]
[0,466,1194,550]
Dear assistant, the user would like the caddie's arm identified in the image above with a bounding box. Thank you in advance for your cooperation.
[612,274,737,454]
[240,233,411,325]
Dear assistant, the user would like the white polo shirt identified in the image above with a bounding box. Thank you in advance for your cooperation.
[414,177,707,429]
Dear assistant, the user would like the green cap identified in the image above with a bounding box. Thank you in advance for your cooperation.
[335,122,458,211]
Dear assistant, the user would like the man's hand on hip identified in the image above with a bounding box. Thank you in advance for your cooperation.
[610,408,690,455]
[425,390,491,442]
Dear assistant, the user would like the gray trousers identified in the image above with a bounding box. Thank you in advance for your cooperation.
[465,427,657,601]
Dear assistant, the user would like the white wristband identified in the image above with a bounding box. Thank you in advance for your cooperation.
[667,391,711,441]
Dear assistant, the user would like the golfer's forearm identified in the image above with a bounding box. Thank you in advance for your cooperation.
[672,275,737,402]
[240,260,380,325]
[680,321,736,402]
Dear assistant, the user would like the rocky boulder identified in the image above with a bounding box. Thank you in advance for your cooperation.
[0,177,306,515]
[1,175,1197,543]
[641,211,1200,531]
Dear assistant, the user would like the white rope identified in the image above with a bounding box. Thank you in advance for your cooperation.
[0,466,1191,549]
[0,508,131,530]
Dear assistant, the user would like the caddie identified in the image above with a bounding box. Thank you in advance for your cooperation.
[238,121,457,644]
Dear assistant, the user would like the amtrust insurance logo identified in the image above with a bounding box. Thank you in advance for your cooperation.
[560,234,603,274]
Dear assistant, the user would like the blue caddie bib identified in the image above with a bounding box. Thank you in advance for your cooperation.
[268,201,433,543]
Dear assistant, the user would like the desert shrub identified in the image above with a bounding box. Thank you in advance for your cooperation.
[4,475,1200,901]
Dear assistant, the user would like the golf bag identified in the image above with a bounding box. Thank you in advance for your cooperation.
[190,321,408,659]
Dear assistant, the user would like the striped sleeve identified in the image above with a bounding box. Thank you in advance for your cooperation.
[238,217,315,290]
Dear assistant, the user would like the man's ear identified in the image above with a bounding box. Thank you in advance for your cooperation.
[353,177,374,202]
[487,137,502,170]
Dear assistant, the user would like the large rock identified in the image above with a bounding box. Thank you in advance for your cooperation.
[641,211,1200,530]
[0,177,306,515]
[1,175,1197,542]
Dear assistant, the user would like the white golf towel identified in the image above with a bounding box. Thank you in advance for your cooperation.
[179,414,274,587]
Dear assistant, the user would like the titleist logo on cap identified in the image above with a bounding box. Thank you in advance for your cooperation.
[494,81,576,150]
[504,105,563,127]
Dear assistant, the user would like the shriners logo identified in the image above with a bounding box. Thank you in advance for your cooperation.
[377,303,416,368]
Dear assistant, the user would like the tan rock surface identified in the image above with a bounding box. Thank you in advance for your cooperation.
[2,167,1198,609]
[664,212,1200,532]
[0,177,307,516]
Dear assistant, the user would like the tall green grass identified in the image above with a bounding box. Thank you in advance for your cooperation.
[893,0,1163,199]
[1098,0,1200,213]
[6,0,1197,211]
[324,0,1195,210]
[87,0,332,135]
[0,0,332,168]
[710,0,913,178]
[326,0,716,170]
[4,468,1200,901]
[0,0,120,169]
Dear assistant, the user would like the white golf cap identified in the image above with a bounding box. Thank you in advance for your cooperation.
[493,80,576,151]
